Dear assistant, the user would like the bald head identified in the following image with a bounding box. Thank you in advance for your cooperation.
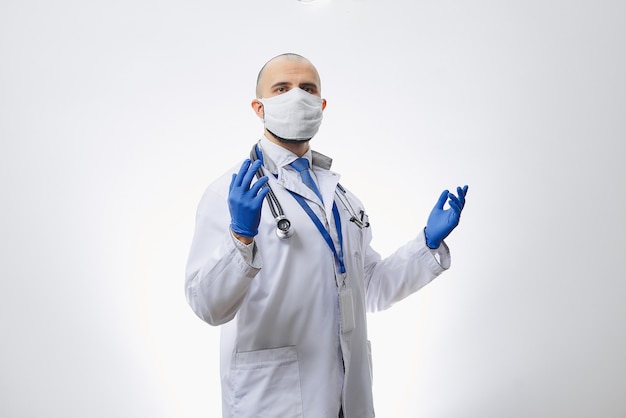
[255,53,321,98]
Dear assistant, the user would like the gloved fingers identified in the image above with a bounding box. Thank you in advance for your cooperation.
[248,175,269,196]
[240,160,263,190]
[434,189,449,210]
[232,159,253,188]
[447,192,462,211]
[253,181,271,205]
[229,173,237,192]
[456,185,468,207]
[448,197,462,214]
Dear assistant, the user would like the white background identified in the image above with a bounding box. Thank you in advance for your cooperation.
[1,0,625,417]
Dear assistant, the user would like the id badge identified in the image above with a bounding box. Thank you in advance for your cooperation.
[339,287,355,334]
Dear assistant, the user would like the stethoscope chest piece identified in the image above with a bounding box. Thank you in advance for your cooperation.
[275,215,294,239]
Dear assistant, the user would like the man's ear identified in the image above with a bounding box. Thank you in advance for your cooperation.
[251,99,264,119]
[322,98,327,111]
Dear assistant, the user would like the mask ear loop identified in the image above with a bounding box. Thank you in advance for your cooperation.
[250,144,294,239]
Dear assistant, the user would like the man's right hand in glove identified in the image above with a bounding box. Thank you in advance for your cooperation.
[228,159,269,244]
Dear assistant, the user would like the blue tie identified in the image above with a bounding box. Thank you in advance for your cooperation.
[290,157,323,202]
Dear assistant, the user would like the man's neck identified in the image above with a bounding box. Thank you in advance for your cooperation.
[264,130,310,157]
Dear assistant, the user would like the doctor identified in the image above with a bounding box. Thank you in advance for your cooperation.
[185,53,468,418]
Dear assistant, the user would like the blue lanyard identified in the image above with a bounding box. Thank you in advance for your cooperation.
[289,192,346,274]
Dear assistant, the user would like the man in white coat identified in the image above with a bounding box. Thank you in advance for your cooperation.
[185,53,468,418]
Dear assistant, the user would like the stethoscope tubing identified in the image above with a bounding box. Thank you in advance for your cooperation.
[250,144,294,238]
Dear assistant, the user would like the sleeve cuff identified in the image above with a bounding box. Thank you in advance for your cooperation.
[421,229,451,270]
[230,232,262,269]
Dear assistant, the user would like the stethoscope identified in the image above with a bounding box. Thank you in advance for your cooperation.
[249,144,369,241]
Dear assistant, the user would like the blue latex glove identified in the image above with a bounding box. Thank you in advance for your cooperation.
[228,159,270,237]
[425,185,469,249]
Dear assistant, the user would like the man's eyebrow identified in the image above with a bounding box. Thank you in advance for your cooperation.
[270,81,292,89]
[299,82,319,90]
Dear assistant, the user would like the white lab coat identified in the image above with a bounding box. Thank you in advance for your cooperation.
[185,137,451,418]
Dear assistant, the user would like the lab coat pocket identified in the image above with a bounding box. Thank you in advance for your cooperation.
[231,346,303,418]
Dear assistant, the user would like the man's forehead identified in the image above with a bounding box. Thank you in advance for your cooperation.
[261,59,320,85]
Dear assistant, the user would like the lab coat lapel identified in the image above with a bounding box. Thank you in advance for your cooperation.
[276,171,322,207]
[314,167,341,220]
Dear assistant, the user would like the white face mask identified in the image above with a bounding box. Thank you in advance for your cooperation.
[259,88,323,141]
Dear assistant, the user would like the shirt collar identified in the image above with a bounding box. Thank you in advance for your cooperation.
[258,135,332,174]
